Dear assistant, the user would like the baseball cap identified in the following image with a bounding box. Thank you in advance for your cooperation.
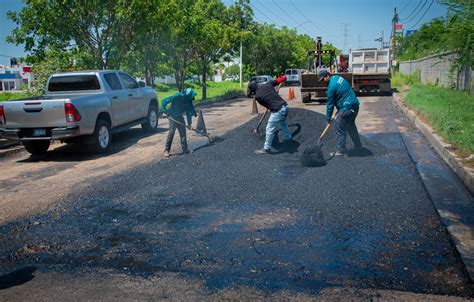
[317,68,328,82]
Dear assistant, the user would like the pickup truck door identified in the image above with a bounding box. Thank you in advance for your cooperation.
[118,72,146,121]
[103,72,129,126]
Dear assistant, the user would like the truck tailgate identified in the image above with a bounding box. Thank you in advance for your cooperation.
[4,99,68,128]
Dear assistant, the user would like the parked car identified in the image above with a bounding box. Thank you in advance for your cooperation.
[285,68,301,85]
[246,75,273,97]
[0,70,159,155]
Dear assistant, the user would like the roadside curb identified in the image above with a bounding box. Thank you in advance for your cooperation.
[393,93,474,282]
[393,93,474,195]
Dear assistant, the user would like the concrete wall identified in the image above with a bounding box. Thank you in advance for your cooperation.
[399,51,473,93]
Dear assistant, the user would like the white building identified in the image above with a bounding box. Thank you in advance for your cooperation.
[0,63,33,91]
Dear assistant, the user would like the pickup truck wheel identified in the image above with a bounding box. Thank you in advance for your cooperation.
[23,140,50,155]
[142,104,158,132]
[91,119,111,154]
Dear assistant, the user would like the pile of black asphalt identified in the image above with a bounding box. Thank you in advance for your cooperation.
[0,108,472,297]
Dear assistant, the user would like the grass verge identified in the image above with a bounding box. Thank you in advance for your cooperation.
[155,81,245,107]
[393,72,473,156]
[0,92,31,102]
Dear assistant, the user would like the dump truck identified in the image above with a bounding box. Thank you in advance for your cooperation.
[349,48,391,94]
[300,37,392,103]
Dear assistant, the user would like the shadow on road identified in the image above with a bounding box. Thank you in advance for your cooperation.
[0,267,36,290]
[17,127,167,163]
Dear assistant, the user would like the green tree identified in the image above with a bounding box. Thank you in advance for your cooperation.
[122,0,172,85]
[7,0,135,69]
[28,48,79,95]
[191,0,234,99]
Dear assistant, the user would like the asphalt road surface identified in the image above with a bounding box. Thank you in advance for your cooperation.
[0,93,473,301]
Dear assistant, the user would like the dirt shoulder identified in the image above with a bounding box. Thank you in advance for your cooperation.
[0,97,260,225]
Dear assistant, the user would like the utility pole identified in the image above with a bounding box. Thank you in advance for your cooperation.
[342,23,350,53]
[381,31,384,49]
[239,0,243,88]
[392,7,398,67]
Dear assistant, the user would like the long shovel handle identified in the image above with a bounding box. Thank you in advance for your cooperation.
[318,123,332,144]
[317,111,338,145]
[255,109,269,133]
[165,115,212,142]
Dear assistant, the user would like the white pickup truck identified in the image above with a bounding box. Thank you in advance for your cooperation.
[0,71,159,155]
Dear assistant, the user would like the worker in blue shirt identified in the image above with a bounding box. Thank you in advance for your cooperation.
[161,88,197,157]
[318,68,362,156]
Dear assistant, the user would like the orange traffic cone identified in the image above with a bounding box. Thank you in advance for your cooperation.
[252,97,259,114]
[195,110,207,135]
[288,87,294,100]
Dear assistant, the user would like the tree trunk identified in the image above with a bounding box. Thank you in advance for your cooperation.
[202,62,207,100]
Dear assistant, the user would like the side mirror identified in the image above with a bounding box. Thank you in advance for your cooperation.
[138,81,146,88]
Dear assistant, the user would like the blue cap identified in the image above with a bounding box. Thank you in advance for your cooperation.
[184,88,196,99]
[317,68,328,82]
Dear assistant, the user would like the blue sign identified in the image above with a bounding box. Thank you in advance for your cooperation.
[406,30,418,37]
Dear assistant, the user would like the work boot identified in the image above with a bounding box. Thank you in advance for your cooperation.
[255,148,271,155]
[330,151,347,157]
[182,148,191,155]
[164,150,170,157]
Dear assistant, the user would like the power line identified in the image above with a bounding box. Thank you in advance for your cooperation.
[287,0,331,36]
[398,0,413,15]
[402,0,428,23]
[400,0,423,21]
[270,0,300,27]
[408,0,435,28]
[248,2,279,25]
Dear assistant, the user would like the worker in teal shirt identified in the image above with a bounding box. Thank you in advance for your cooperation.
[161,88,197,157]
[318,68,362,156]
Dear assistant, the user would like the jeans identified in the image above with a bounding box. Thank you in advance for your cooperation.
[165,116,188,152]
[264,105,292,150]
[335,106,362,152]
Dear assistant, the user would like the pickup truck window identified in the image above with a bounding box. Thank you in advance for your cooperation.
[104,73,122,90]
[48,75,101,91]
[119,73,138,89]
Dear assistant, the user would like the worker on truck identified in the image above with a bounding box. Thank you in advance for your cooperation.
[318,68,362,156]
[252,75,292,155]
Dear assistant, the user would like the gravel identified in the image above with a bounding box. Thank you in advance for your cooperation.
[0,108,472,297]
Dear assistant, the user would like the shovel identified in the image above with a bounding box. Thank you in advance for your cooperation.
[252,109,269,133]
[165,115,215,143]
[300,112,338,167]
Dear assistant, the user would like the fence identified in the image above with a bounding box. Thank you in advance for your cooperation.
[398,51,473,94]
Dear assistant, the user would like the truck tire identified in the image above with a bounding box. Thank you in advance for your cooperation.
[23,140,50,155]
[142,104,158,132]
[91,119,111,154]
[302,92,311,103]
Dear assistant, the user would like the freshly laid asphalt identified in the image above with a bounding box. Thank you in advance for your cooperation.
[0,108,472,297]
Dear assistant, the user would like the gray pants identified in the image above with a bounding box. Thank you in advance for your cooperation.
[335,107,362,152]
[165,116,188,152]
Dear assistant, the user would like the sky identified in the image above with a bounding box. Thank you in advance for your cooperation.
[0,0,448,67]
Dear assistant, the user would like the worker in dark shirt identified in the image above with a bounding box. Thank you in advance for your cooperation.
[161,88,197,157]
[253,75,292,154]
[318,68,362,156]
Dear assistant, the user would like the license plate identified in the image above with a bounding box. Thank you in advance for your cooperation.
[33,128,46,136]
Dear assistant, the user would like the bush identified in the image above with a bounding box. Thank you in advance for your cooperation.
[392,71,421,88]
